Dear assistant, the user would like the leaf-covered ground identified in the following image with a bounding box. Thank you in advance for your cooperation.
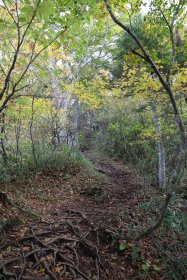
[0,152,186,279]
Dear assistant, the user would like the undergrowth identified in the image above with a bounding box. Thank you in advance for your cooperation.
[0,143,88,182]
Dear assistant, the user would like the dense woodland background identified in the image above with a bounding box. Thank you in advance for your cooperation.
[0,0,186,279]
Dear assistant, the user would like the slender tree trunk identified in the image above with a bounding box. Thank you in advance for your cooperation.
[14,118,22,162]
[29,97,38,166]
[151,101,166,189]
[68,97,80,148]
[0,112,7,165]
[119,114,132,161]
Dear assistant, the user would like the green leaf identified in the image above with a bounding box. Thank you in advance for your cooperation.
[142,263,150,271]
[19,16,27,23]
[119,242,127,251]
[152,264,161,271]
[0,132,5,139]
[21,6,33,17]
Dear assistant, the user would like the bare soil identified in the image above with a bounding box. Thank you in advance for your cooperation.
[0,151,186,279]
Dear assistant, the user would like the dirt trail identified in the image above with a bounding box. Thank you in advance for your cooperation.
[59,151,139,230]
[0,152,162,279]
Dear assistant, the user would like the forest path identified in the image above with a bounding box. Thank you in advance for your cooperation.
[0,151,161,280]
[59,150,138,229]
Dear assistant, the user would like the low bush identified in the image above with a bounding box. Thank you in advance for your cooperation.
[0,143,86,182]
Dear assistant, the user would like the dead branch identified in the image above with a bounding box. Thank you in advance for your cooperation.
[46,236,78,245]
[18,254,26,280]
[68,266,77,279]
[60,264,67,277]
[65,244,79,267]
[0,257,21,271]
[31,243,39,264]
[25,248,52,259]
[60,262,92,280]
[22,277,50,280]
[2,267,16,278]
[57,251,75,265]
[40,258,58,280]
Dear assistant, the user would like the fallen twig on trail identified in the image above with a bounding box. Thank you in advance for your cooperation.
[46,235,78,245]
[2,267,16,278]
[40,258,58,280]
[18,254,26,280]
[0,257,21,270]
[22,277,50,280]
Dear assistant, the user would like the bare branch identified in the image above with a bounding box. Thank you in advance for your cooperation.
[14,84,30,93]
[131,50,147,60]
[14,18,77,90]
[0,18,77,113]
[0,64,7,77]
[20,0,41,45]
[0,0,41,102]
[159,1,183,83]
[2,0,17,25]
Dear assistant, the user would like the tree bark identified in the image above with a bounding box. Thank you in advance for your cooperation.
[29,96,38,166]
[0,112,7,165]
[151,101,166,189]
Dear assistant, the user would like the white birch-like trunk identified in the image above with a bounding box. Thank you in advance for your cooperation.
[49,57,79,147]
[68,97,79,147]
[151,101,166,189]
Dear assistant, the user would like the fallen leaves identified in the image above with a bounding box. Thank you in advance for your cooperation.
[0,154,185,279]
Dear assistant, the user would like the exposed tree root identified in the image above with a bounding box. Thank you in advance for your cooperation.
[67,221,107,273]
[0,191,40,224]
[0,222,107,279]
[0,257,20,270]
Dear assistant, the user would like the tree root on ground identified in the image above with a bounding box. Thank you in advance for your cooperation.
[0,222,108,280]
[0,191,40,228]
[67,221,107,273]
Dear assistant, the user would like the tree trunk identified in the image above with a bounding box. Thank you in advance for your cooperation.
[0,112,7,165]
[151,101,166,189]
[29,96,38,166]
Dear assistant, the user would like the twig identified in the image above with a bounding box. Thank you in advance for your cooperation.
[95,259,100,280]
[65,244,79,267]
[2,267,17,278]
[18,254,26,280]
[0,257,21,271]
[40,258,58,280]
[25,248,52,258]
[31,243,39,265]
[22,277,50,280]
[60,264,67,277]
[68,266,77,279]
[46,236,78,245]
[57,251,74,265]
[19,235,46,246]
[60,262,92,280]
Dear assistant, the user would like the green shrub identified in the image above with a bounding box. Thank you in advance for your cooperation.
[0,143,86,182]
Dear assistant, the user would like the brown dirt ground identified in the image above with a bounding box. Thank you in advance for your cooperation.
[0,151,186,279]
